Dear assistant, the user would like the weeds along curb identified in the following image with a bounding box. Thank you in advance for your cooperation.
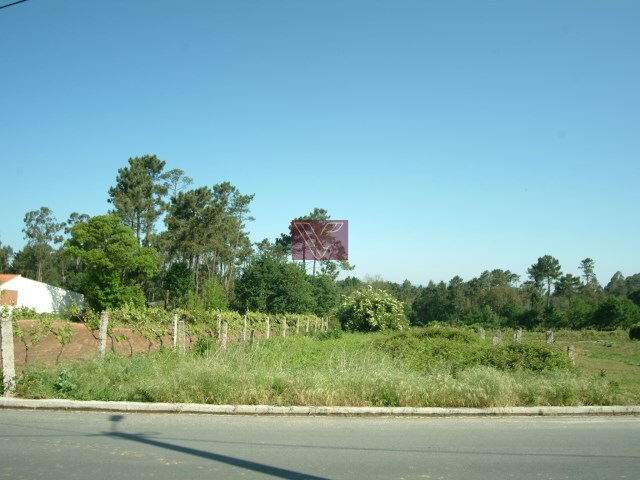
[1,398,640,416]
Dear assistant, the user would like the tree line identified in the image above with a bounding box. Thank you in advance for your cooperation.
[1,155,351,317]
[356,257,640,330]
[1,154,639,330]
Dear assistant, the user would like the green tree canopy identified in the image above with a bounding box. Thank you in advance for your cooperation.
[64,214,160,310]
[279,207,354,279]
[579,258,598,287]
[234,254,315,314]
[555,273,582,308]
[528,255,562,308]
[21,206,65,283]
[108,155,168,246]
[589,296,640,330]
[162,182,254,296]
[0,241,13,273]
[604,271,627,296]
[309,274,341,317]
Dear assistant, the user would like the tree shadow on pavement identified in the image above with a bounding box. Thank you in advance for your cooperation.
[105,415,329,480]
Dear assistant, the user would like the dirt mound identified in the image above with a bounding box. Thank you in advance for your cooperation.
[3,320,180,373]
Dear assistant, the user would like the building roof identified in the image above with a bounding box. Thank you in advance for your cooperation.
[0,274,18,286]
[0,289,18,306]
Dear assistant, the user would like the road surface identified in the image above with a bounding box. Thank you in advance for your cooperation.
[1,410,639,479]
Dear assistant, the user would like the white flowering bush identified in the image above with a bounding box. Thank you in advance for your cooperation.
[337,285,409,332]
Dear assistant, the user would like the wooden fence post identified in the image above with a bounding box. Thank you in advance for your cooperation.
[546,331,554,345]
[306,317,310,333]
[178,320,186,355]
[98,312,108,357]
[221,322,228,349]
[216,314,222,343]
[282,317,287,338]
[296,317,300,335]
[243,315,247,343]
[172,313,178,348]
[492,333,501,345]
[314,318,318,332]
[1,317,16,395]
[249,329,255,347]
[479,327,485,340]
[514,329,522,343]
[265,317,270,339]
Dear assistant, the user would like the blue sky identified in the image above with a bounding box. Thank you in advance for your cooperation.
[1,0,639,287]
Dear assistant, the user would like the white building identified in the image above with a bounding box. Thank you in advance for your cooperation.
[0,274,84,314]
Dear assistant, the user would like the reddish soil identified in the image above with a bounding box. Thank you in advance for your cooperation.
[2,320,184,373]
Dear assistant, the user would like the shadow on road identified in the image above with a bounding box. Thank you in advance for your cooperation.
[105,415,330,480]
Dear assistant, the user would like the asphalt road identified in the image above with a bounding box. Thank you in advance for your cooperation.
[1,410,639,480]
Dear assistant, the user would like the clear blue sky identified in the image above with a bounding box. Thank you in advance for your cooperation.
[1,0,639,287]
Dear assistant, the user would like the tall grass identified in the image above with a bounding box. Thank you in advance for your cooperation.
[15,329,621,407]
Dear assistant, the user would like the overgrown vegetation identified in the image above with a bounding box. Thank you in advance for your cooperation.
[14,327,628,407]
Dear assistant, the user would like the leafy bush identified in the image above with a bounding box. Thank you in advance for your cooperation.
[590,297,640,330]
[486,343,573,372]
[192,336,216,355]
[629,324,640,341]
[337,285,408,332]
[54,370,76,394]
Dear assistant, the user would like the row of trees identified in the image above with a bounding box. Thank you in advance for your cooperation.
[1,156,351,316]
[407,257,640,330]
[1,155,639,330]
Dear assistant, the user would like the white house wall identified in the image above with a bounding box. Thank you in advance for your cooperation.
[1,277,84,314]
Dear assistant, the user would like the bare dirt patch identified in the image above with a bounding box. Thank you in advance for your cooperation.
[3,320,180,373]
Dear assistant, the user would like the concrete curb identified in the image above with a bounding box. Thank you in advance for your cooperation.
[1,398,640,416]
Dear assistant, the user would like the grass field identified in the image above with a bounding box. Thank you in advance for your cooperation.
[554,330,640,404]
[11,326,639,407]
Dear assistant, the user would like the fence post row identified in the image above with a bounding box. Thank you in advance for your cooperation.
[98,312,109,357]
[1,317,16,395]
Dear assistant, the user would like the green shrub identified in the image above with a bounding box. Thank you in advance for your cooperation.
[629,324,640,341]
[337,285,409,332]
[486,343,573,372]
[54,370,76,394]
[192,336,217,355]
